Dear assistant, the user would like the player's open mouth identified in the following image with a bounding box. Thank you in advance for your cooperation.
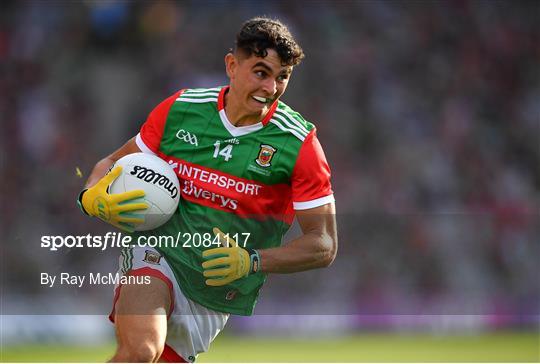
[252,96,269,104]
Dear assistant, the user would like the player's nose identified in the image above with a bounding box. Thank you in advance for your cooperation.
[261,78,277,96]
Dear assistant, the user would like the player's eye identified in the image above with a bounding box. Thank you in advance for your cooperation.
[255,70,266,78]
[277,74,288,82]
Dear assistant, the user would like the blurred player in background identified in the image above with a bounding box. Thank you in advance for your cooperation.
[78,17,337,363]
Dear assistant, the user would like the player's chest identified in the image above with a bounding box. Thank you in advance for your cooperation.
[160,111,296,184]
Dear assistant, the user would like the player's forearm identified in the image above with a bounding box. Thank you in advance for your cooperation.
[84,157,116,189]
[258,231,337,273]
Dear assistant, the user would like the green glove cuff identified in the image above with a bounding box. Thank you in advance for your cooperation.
[77,189,89,215]
[246,248,261,274]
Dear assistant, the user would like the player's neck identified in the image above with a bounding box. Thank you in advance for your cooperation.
[224,91,265,127]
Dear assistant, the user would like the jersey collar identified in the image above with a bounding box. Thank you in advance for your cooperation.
[217,86,278,127]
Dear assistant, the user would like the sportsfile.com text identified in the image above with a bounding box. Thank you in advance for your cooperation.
[40,232,250,251]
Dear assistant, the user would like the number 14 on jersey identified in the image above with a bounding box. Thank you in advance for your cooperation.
[213,141,233,162]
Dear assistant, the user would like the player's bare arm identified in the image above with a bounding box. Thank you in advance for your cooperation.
[84,137,141,189]
[258,202,338,273]
[202,203,336,286]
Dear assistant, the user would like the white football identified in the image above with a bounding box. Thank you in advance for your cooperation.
[109,152,180,231]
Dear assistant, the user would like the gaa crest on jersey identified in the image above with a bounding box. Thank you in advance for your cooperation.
[143,250,162,265]
[255,144,276,168]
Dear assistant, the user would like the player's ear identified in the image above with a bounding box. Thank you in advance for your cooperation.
[225,53,236,79]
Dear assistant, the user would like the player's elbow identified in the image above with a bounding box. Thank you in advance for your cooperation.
[319,233,337,268]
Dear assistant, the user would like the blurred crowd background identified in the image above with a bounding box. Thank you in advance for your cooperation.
[1,0,538,341]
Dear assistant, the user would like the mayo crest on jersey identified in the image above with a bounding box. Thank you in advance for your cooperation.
[133,86,334,315]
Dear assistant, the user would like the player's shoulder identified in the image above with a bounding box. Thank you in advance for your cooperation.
[176,86,221,103]
[269,101,316,142]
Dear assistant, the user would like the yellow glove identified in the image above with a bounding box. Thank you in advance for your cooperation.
[78,166,148,232]
[201,227,261,287]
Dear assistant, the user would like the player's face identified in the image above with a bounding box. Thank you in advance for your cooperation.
[226,49,293,118]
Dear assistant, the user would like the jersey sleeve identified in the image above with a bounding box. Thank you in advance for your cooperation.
[136,89,184,154]
[291,129,335,210]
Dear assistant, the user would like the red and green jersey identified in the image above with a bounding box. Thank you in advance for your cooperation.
[134,86,334,315]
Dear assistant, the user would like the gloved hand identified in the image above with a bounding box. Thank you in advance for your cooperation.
[201,227,261,286]
[78,166,148,232]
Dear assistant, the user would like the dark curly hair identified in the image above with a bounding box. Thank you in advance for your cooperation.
[235,17,305,66]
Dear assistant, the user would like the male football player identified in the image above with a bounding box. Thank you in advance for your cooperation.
[79,17,337,363]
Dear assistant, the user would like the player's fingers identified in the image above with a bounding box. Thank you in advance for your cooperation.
[212,227,228,247]
[202,257,229,269]
[117,202,148,213]
[202,247,229,259]
[205,276,235,287]
[212,227,237,247]
[212,228,223,236]
[112,189,146,203]
[203,268,230,278]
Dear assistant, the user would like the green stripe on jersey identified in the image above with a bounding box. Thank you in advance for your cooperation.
[183,87,221,93]
[179,92,219,99]
[180,87,220,99]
